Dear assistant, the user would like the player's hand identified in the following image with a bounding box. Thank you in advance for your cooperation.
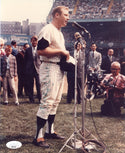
[62,50,70,60]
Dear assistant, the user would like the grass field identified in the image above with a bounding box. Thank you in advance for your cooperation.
[0,92,125,153]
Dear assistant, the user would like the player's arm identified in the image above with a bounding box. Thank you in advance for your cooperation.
[37,37,69,60]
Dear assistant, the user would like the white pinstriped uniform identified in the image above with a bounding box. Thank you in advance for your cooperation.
[37,23,65,119]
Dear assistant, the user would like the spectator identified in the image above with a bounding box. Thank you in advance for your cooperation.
[8,40,18,97]
[24,36,41,103]
[0,38,6,56]
[11,40,18,56]
[16,43,30,97]
[87,43,102,90]
[0,45,19,105]
[120,48,125,76]
[0,38,5,95]
[88,43,102,72]
[101,49,116,74]
[101,61,125,116]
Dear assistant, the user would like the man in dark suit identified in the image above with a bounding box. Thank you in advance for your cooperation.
[101,49,116,74]
[16,43,29,97]
[120,48,125,76]
[24,36,41,103]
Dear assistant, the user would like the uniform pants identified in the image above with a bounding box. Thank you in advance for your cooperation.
[37,63,64,119]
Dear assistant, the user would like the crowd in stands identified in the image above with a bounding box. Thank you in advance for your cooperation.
[53,0,125,20]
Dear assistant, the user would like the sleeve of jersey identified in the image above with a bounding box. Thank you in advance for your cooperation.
[37,37,49,50]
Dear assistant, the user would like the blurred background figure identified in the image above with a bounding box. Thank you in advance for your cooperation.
[88,43,102,72]
[66,71,75,104]
[24,36,41,103]
[11,40,18,56]
[1,45,19,105]
[87,43,102,92]
[8,40,18,96]
[101,49,116,74]
[0,38,5,56]
[119,48,125,76]
[0,38,5,95]
[16,43,30,97]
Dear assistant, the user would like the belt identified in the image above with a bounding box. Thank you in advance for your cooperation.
[41,60,59,64]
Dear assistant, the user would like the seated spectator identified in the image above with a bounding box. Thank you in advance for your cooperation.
[0,45,19,105]
[101,61,125,116]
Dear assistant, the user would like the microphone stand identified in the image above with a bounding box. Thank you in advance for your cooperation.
[77,29,106,153]
[58,35,85,153]
[59,27,106,153]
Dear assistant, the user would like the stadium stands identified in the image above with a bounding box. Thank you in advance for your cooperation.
[48,0,125,57]
[52,0,125,20]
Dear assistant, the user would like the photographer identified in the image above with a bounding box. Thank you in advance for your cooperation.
[101,62,125,116]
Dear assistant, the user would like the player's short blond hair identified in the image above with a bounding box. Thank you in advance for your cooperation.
[52,6,69,17]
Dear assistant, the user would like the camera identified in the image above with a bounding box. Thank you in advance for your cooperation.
[103,77,114,88]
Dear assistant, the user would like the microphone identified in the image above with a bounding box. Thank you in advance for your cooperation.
[73,21,88,33]
[72,21,91,39]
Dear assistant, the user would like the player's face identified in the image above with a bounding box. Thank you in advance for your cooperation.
[58,9,69,27]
